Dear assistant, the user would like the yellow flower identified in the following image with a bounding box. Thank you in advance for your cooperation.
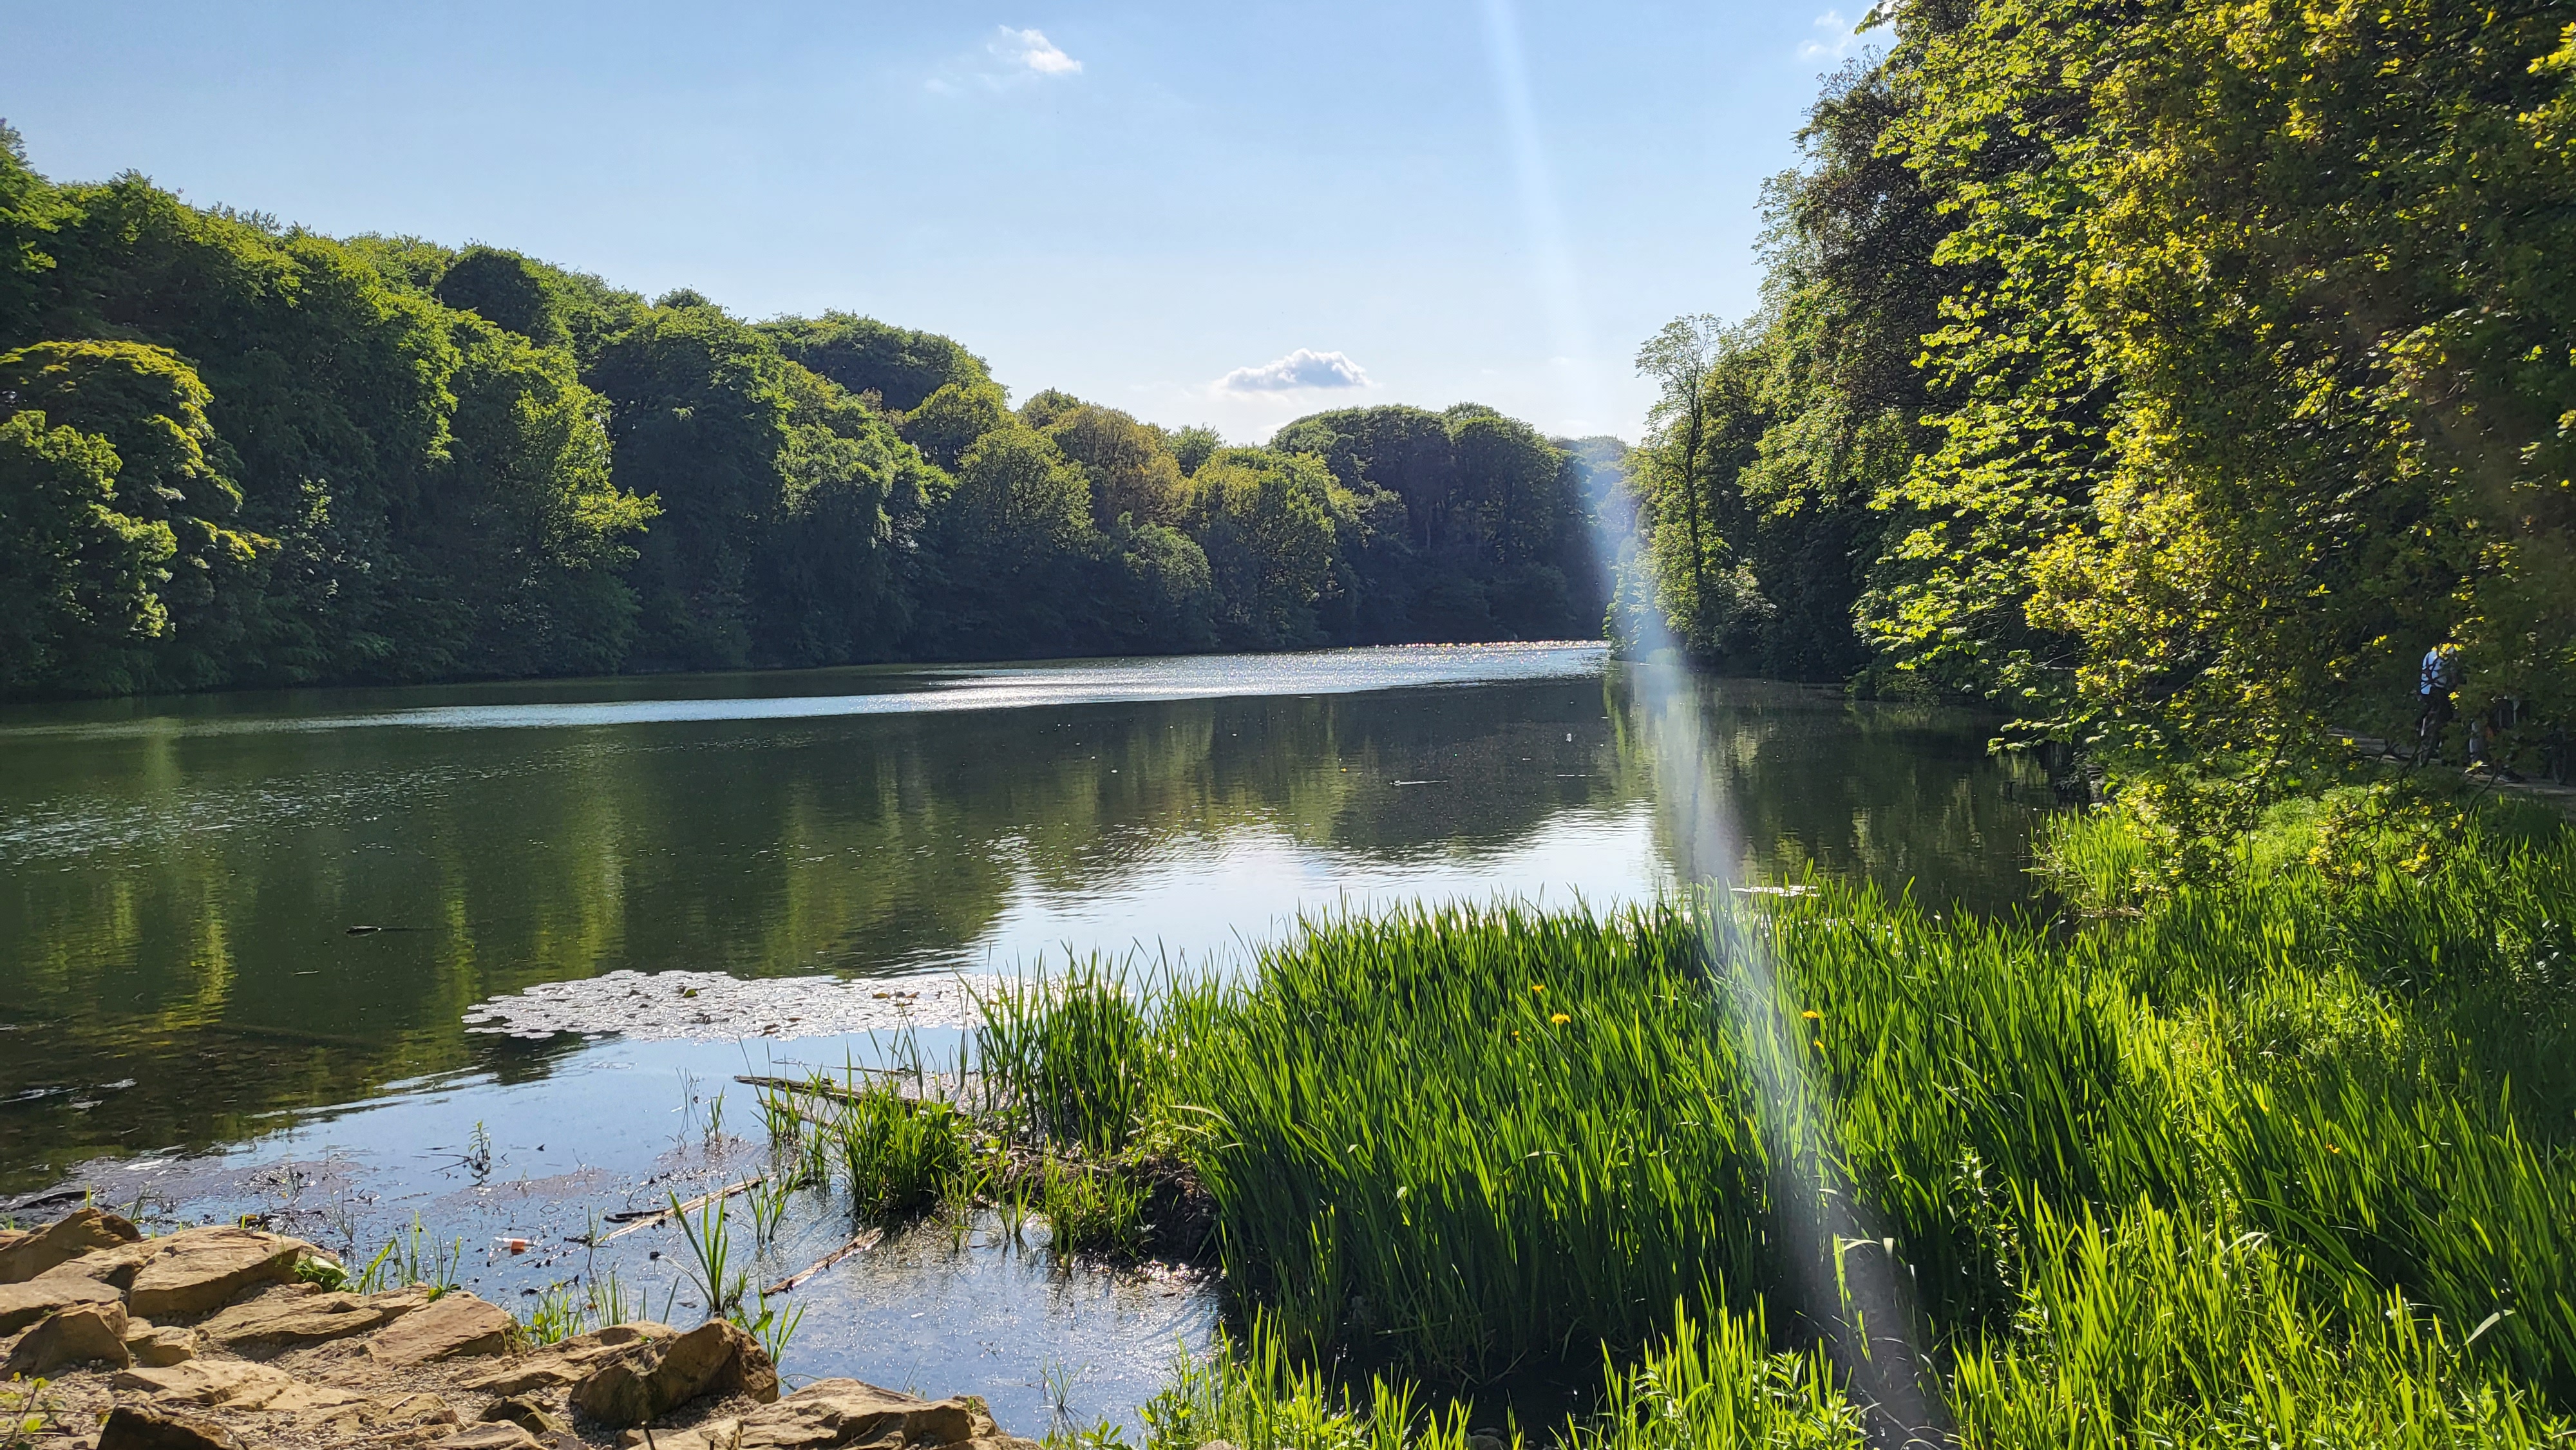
[1800,1010,1821,1021]
[1551,1012,1571,1024]
[1530,983,1546,995]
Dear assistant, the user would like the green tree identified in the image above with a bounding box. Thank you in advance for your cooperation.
[0,340,269,690]
[589,304,793,669]
[0,412,173,691]
[899,380,1011,472]
[1185,449,1340,648]
[2029,0,2576,762]
[1044,402,1186,529]
[433,246,569,350]
[420,322,651,677]
[1170,425,1224,477]
[762,312,992,414]
[916,426,1099,655]
[757,360,946,666]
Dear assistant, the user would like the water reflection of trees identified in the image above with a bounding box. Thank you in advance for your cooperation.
[1621,675,2054,916]
[0,675,2049,1192]
[0,682,1623,1189]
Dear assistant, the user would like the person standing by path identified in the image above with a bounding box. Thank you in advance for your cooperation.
[2417,643,2463,766]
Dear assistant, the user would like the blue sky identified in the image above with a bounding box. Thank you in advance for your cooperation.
[0,2,1869,443]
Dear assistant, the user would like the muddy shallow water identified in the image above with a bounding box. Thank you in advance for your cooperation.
[1,645,2056,1432]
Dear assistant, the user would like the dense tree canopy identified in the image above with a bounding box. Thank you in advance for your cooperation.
[1629,0,2576,780]
[0,129,1607,698]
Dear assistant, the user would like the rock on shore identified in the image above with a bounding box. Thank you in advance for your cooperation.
[0,1206,1046,1450]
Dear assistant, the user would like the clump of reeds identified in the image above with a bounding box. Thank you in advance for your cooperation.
[822,1077,970,1221]
[1032,1159,1148,1259]
[352,1214,463,1297]
[1001,804,2576,1442]
[520,1270,644,1346]
[1104,1321,1491,1450]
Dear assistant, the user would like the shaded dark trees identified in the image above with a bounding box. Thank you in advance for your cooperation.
[0,131,1607,698]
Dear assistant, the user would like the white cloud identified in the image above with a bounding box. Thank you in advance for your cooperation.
[992,26,1080,77]
[1799,10,1859,61]
[1216,348,1372,393]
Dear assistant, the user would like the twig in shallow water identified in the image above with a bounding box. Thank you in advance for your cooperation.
[596,1177,762,1241]
[762,1227,884,1294]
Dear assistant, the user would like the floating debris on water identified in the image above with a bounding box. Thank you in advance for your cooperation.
[460,968,999,1042]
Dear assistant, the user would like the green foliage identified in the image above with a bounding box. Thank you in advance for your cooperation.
[352,1214,462,1297]
[1169,426,1223,477]
[1575,1302,1864,1450]
[1626,0,2576,771]
[435,246,569,350]
[985,809,2576,1435]
[0,163,657,695]
[1035,1158,1148,1259]
[1185,449,1341,649]
[0,411,175,692]
[1950,1199,2566,1447]
[1104,1326,1484,1450]
[764,312,992,414]
[1271,404,1602,643]
[900,380,1014,473]
[1,1375,57,1450]
[670,1189,748,1321]
[0,151,1606,699]
[974,966,1157,1154]
[519,1271,645,1346]
[1046,403,1186,529]
[0,341,263,692]
[824,1078,971,1221]
[591,304,792,669]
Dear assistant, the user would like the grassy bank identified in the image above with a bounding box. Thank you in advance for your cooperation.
[954,790,2576,1446]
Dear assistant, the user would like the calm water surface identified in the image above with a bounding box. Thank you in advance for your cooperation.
[0,644,2050,1429]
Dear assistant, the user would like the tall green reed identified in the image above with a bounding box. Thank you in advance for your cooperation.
[826,1077,969,1220]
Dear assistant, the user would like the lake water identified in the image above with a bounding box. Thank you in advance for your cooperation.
[0,644,2052,1430]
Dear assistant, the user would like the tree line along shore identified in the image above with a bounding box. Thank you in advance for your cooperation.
[0,127,1622,701]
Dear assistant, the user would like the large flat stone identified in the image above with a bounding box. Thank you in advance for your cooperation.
[125,1227,314,1319]
[198,1281,430,1348]
[620,1379,1024,1450]
[480,1393,569,1436]
[1,1299,131,1374]
[0,1272,125,1333]
[432,1426,543,1450]
[464,1320,677,1395]
[0,1207,142,1283]
[115,1357,306,1407]
[38,1238,162,1289]
[125,1318,200,1366]
[113,1356,370,1413]
[263,1388,459,1442]
[365,1290,513,1364]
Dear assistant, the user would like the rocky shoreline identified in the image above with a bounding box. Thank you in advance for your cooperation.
[1,1208,1041,1450]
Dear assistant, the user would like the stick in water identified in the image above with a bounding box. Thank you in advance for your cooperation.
[764,1228,884,1294]
[598,1178,764,1241]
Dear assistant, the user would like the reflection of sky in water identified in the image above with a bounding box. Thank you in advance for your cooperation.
[1,646,2049,1432]
[0,643,1607,742]
[70,1032,1208,1438]
[959,806,1667,976]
